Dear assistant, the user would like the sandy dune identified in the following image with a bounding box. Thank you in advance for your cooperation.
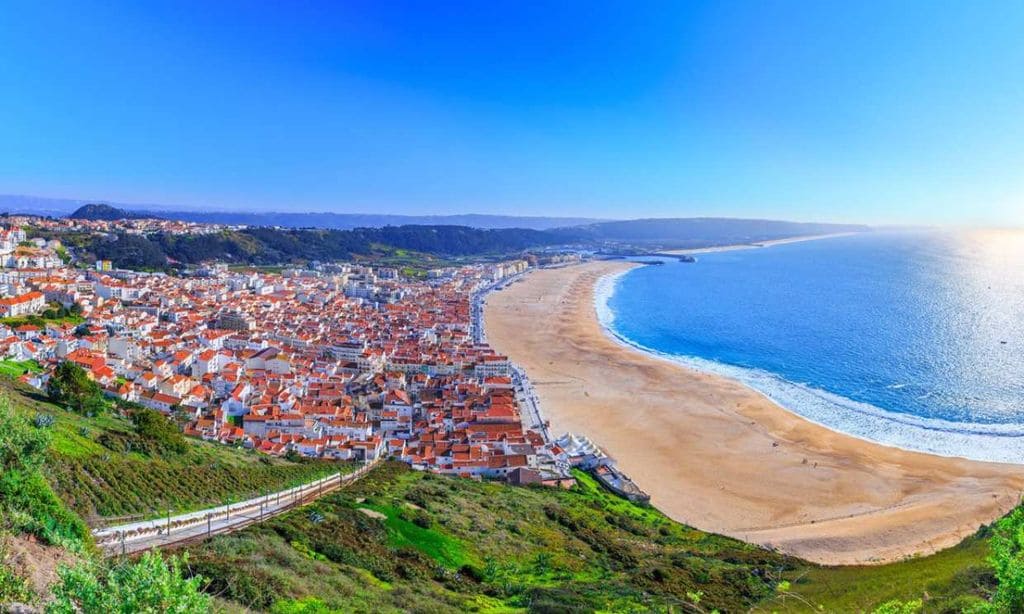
[483,261,1024,565]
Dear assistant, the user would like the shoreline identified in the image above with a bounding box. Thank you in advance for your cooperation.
[659,231,861,256]
[593,265,1024,465]
[484,260,1024,565]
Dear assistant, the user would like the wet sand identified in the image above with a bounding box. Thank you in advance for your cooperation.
[484,260,1024,565]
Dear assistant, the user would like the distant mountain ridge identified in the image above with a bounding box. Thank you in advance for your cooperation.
[9,195,868,244]
[136,210,606,230]
[1,194,606,230]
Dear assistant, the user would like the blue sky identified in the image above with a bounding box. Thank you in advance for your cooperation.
[1,1,1023,225]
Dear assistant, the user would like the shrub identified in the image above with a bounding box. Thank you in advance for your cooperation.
[872,599,922,613]
[0,559,31,604]
[130,408,187,455]
[1,400,49,471]
[970,507,1024,613]
[1,469,91,549]
[47,552,210,613]
[271,597,343,614]
[187,558,284,610]
[0,399,89,548]
[46,362,106,415]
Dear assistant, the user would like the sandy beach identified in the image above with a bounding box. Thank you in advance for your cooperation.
[484,260,1024,565]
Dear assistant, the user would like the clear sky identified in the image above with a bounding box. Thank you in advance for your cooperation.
[2,1,1023,225]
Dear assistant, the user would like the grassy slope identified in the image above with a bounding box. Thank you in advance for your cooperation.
[775,533,994,613]
[0,372,1006,612]
[1,378,342,522]
[184,462,798,613]
[184,462,1004,614]
[0,359,42,378]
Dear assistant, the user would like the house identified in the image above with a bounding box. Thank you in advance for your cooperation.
[0,291,45,318]
[140,390,182,413]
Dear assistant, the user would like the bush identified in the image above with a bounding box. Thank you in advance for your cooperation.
[971,507,1024,613]
[525,586,602,613]
[188,558,285,610]
[871,599,922,613]
[47,552,210,613]
[1,469,91,549]
[0,559,31,604]
[46,362,106,415]
[271,597,343,614]
[0,398,90,548]
[1,399,49,471]
[130,408,187,455]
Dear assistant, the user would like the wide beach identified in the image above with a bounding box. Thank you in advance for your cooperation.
[484,260,1024,565]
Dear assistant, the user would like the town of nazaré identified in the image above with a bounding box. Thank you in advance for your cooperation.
[0,219,622,493]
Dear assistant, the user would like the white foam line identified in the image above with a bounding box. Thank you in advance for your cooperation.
[593,267,1024,465]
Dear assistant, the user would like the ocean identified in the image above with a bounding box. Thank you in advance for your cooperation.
[597,230,1024,463]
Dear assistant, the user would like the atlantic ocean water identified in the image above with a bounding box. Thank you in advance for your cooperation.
[597,230,1024,462]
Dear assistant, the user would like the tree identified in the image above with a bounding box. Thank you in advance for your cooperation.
[46,361,105,415]
[968,508,1024,613]
[48,552,210,613]
[130,407,187,454]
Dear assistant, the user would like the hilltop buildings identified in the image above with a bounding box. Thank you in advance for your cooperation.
[0,225,575,487]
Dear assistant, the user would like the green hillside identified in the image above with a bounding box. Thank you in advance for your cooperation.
[2,378,339,522]
[0,375,1017,612]
[179,462,1007,614]
[182,462,796,613]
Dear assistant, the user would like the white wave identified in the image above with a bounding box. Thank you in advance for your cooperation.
[593,268,1024,465]
[593,266,631,329]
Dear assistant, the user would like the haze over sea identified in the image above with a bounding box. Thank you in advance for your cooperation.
[598,231,1024,463]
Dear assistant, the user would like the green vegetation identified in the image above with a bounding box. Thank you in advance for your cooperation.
[3,355,1024,611]
[0,372,353,609]
[976,507,1024,613]
[0,305,84,329]
[227,264,287,274]
[54,244,71,264]
[183,462,796,612]
[0,359,43,378]
[0,550,31,604]
[42,302,83,321]
[775,505,1024,613]
[49,453,340,521]
[47,361,106,415]
[58,225,561,270]
[0,397,91,551]
[66,204,151,222]
[0,370,340,520]
[178,461,1024,613]
[2,365,1024,613]
[48,551,209,613]
[775,533,994,613]
[123,407,188,455]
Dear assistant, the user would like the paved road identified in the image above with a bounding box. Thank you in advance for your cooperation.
[472,271,553,443]
[95,459,380,557]
[511,365,550,440]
